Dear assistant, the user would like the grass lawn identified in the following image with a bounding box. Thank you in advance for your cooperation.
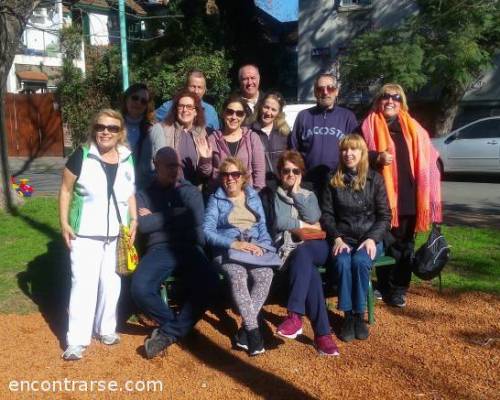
[0,197,499,314]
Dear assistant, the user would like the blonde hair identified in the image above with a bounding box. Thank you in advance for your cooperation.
[373,83,409,112]
[88,108,127,147]
[219,157,250,189]
[251,92,290,136]
[331,134,369,191]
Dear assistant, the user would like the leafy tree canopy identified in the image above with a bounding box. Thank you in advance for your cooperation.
[341,0,500,135]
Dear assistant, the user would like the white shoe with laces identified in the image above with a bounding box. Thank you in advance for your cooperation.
[100,333,120,345]
[62,345,86,361]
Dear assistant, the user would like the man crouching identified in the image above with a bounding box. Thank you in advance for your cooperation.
[131,146,219,359]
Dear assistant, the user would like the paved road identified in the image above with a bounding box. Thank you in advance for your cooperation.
[442,180,500,228]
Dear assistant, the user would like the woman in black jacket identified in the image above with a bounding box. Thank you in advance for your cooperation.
[321,134,391,342]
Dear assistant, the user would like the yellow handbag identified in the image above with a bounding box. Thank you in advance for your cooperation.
[116,224,139,275]
[112,191,139,276]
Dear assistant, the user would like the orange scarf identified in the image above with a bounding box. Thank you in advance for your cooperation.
[361,110,442,232]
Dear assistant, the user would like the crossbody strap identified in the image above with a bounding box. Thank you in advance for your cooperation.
[111,190,123,225]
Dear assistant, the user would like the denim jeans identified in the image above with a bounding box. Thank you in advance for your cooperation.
[332,242,383,313]
[131,243,219,339]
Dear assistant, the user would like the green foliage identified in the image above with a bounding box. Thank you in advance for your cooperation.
[129,0,232,110]
[57,0,233,145]
[341,0,500,107]
[134,51,232,111]
[60,25,81,61]
[58,29,120,146]
[341,27,427,93]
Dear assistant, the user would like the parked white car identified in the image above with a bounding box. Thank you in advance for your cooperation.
[431,116,500,174]
[283,103,314,130]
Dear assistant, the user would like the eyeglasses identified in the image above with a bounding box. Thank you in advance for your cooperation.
[224,108,246,118]
[177,103,195,111]
[94,124,121,134]
[281,168,301,176]
[220,171,242,180]
[381,93,402,102]
[130,94,148,105]
[315,85,337,94]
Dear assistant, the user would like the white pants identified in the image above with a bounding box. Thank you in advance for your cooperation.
[66,237,121,346]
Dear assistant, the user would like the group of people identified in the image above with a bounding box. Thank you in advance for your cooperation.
[58,64,442,361]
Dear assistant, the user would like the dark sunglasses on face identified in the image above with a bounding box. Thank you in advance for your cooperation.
[281,167,301,176]
[94,124,121,134]
[315,85,337,94]
[130,94,148,105]
[220,171,242,180]
[224,108,246,118]
[381,93,402,102]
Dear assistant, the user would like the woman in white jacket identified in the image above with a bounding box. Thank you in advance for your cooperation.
[59,109,137,360]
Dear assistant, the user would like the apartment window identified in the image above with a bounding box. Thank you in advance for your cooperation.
[339,0,373,11]
[340,0,372,5]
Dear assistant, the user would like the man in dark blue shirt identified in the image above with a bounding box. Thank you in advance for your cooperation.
[290,73,358,192]
[131,147,219,359]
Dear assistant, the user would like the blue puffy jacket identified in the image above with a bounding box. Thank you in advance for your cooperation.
[203,185,271,257]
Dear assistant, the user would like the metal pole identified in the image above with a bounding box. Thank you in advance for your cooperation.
[118,0,129,91]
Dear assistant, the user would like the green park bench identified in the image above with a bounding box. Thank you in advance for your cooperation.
[160,254,396,326]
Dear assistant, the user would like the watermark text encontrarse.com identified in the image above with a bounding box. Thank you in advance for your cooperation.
[9,379,163,393]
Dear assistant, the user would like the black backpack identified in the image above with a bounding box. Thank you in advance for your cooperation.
[412,224,451,285]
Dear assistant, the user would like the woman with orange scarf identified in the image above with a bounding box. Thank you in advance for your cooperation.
[361,83,442,308]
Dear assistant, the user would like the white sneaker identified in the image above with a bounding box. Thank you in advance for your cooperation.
[100,333,120,345]
[62,345,85,360]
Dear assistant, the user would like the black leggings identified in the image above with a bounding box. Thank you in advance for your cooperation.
[376,215,416,296]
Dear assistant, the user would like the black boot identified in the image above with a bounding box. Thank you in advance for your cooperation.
[339,311,355,342]
[247,328,265,356]
[354,313,369,340]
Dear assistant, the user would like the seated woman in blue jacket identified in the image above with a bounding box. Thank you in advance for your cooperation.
[321,134,391,342]
[203,157,274,357]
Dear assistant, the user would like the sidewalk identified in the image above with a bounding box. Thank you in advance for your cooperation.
[9,157,66,196]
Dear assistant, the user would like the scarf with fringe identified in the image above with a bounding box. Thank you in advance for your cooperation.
[361,110,442,232]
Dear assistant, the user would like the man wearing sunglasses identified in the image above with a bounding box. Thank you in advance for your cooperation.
[290,73,358,193]
[155,70,220,131]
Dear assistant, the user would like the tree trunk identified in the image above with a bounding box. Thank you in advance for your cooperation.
[433,84,466,137]
[0,1,40,211]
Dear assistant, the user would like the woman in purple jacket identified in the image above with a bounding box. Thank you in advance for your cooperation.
[208,95,266,191]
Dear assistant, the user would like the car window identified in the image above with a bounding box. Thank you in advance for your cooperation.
[459,119,500,139]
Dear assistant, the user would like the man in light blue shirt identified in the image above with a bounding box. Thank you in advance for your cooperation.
[155,69,220,130]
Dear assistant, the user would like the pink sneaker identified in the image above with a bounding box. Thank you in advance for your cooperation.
[314,335,340,356]
[276,312,303,339]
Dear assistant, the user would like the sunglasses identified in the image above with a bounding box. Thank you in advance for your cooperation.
[220,171,242,180]
[224,108,246,118]
[281,168,301,176]
[94,124,121,134]
[130,94,148,105]
[177,103,195,111]
[315,85,337,94]
[381,93,402,102]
